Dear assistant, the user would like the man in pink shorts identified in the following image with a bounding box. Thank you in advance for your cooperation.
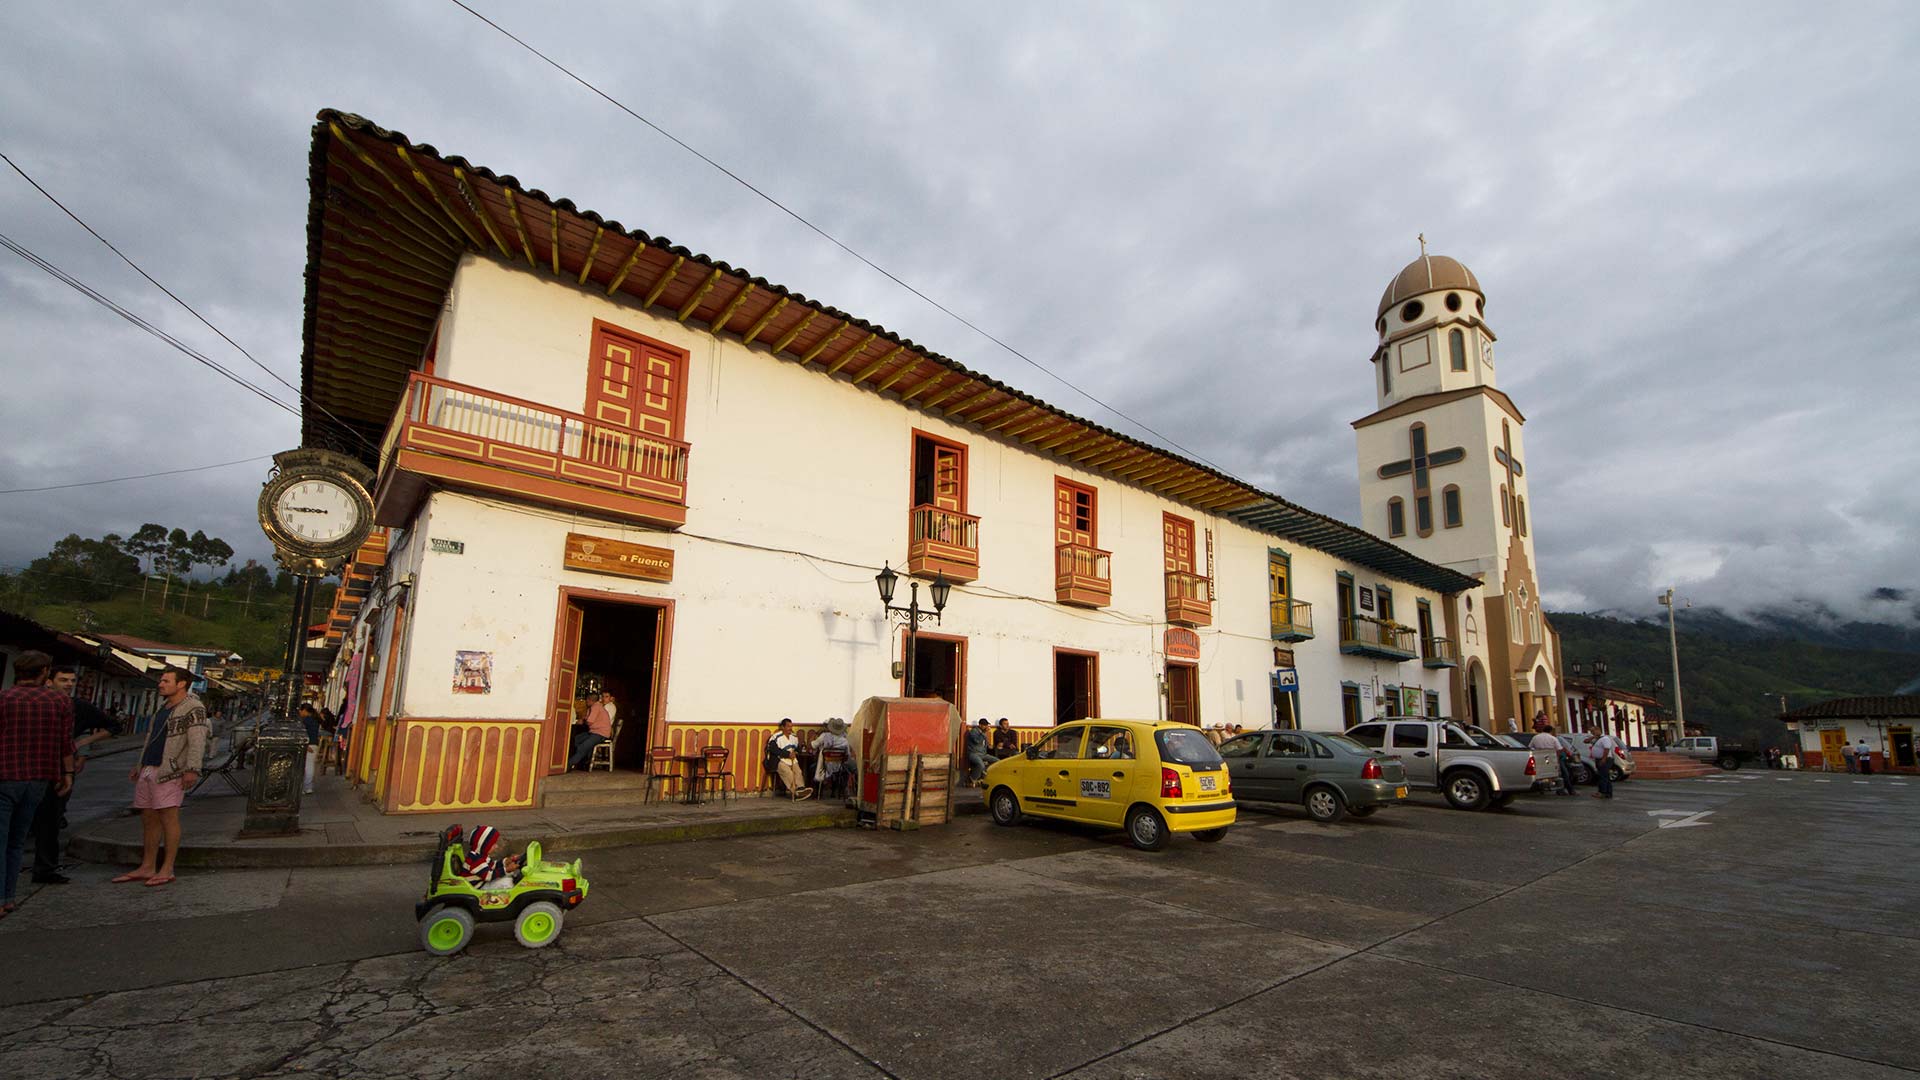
[114,667,207,888]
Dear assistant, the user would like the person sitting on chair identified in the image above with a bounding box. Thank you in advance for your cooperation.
[812,716,851,793]
[965,718,999,786]
[992,717,1020,757]
[568,692,613,771]
[764,718,813,800]
[459,825,524,891]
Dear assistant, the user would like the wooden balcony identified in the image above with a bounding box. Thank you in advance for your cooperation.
[1165,570,1212,628]
[1270,598,1315,642]
[907,504,980,583]
[1055,543,1112,608]
[1340,615,1418,661]
[1422,636,1460,668]
[373,373,689,530]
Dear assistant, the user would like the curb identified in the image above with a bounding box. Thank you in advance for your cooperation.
[67,807,859,869]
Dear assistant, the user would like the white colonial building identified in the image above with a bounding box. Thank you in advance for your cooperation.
[302,111,1484,814]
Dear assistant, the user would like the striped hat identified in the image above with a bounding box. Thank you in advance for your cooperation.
[468,825,500,859]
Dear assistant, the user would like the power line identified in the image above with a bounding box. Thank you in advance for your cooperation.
[0,230,298,415]
[446,0,1233,477]
[0,153,380,455]
[0,454,274,495]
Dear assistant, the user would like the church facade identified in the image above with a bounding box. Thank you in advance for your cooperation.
[1353,250,1563,731]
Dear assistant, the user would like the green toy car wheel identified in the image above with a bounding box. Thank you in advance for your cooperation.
[420,904,475,956]
[514,900,565,949]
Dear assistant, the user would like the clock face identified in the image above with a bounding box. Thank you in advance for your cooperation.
[274,479,363,545]
[1480,336,1494,367]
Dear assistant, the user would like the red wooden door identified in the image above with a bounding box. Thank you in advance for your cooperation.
[932,443,965,511]
[1163,514,1195,573]
[1166,663,1198,726]
[1056,479,1095,547]
[587,322,688,435]
[548,601,585,774]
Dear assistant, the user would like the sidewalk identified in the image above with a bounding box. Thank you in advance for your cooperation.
[67,774,856,869]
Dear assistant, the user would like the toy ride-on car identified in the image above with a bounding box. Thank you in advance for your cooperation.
[416,825,590,956]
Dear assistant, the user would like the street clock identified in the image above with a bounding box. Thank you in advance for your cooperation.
[258,448,375,571]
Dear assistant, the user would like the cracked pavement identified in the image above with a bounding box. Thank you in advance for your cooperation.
[4,770,1916,1078]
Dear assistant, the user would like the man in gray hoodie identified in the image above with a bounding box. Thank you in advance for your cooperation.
[111,667,207,888]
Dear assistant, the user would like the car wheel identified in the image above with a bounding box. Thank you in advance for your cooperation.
[513,900,565,949]
[989,786,1022,826]
[1572,763,1595,785]
[1125,805,1169,851]
[419,904,475,957]
[1193,827,1229,843]
[1490,792,1517,809]
[1303,785,1347,823]
[1608,764,1626,782]
[1717,756,1739,771]
[1443,770,1491,811]
[1347,805,1379,818]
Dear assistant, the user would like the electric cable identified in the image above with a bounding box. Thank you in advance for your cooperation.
[446,0,1234,476]
[0,454,274,494]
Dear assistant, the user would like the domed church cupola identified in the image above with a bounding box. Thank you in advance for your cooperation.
[1370,236,1498,408]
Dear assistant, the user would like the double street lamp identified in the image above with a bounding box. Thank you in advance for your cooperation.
[1571,659,1609,733]
[875,563,951,699]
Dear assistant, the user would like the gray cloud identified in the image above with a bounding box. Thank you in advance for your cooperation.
[1,0,1914,625]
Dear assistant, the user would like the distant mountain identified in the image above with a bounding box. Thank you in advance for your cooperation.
[1547,610,1920,750]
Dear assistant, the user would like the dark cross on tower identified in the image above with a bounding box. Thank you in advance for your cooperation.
[1377,424,1466,535]
[1494,421,1524,524]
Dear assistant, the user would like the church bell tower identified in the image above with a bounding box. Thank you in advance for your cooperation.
[1352,241,1560,731]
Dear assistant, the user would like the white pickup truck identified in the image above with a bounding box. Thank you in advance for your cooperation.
[1344,718,1540,810]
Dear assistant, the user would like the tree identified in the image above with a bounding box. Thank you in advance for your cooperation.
[24,533,142,603]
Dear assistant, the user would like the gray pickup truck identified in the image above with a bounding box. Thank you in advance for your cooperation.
[1344,718,1541,810]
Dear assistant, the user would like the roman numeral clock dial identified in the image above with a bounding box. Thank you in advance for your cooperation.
[258,450,375,570]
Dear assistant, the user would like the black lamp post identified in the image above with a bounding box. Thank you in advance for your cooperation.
[876,563,950,699]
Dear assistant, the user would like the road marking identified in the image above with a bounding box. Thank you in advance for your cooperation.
[1776,778,1793,782]
[1647,809,1714,829]
[1814,780,1831,784]
[1854,781,1870,785]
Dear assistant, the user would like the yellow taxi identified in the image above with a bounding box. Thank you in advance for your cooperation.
[984,719,1235,850]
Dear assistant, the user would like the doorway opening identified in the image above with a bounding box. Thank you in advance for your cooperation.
[1340,684,1362,728]
[1054,649,1098,725]
[549,589,672,774]
[1891,726,1914,769]
[1271,683,1297,729]
[1165,661,1199,726]
[903,630,965,717]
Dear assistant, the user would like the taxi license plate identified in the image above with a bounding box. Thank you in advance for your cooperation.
[1394,786,1409,799]
[1198,775,1218,793]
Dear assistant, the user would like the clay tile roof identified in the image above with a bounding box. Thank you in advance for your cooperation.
[1779,696,1920,722]
[1377,254,1482,319]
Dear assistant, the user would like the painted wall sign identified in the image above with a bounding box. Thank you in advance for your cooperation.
[1272,647,1295,668]
[453,650,492,694]
[564,532,674,582]
[1359,586,1375,612]
[1165,627,1201,661]
[1401,686,1423,715]
[430,538,465,554]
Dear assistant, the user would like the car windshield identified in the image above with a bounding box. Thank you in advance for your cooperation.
[1460,725,1501,748]
[1317,733,1373,755]
[1156,728,1223,767]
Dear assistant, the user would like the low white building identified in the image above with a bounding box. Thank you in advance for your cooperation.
[301,111,1484,814]
[1784,696,1918,773]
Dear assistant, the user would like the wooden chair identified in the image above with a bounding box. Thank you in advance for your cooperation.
[642,745,681,803]
[589,716,621,772]
[696,744,734,802]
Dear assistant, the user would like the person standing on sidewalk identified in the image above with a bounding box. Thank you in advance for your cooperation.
[1528,720,1569,796]
[30,665,115,885]
[1856,739,1874,776]
[0,651,74,916]
[1589,729,1619,799]
[112,667,207,888]
[1842,741,1857,773]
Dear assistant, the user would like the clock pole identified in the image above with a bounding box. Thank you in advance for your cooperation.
[244,448,375,837]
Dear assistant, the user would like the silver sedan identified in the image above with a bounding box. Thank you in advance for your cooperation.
[1217,730,1410,823]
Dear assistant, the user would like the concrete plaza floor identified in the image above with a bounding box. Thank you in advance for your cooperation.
[3,767,1915,1078]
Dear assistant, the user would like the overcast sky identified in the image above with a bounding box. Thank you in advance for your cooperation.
[2,1,1914,626]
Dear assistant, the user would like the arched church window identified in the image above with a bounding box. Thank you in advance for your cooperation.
[1449,329,1467,371]
[1445,292,1462,312]
[1415,495,1432,534]
[1516,497,1528,536]
[1500,486,1511,527]
[1465,614,1479,645]
[1387,497,1406,537]
[1476,296,1485,314]
[1380,354,1392,395]
[1400,300,1424,322]
[1443,485,1462,528]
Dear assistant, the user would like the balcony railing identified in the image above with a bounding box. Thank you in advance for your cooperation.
[373,372,690,529]
[1270,598,1314,642]
[907,504,980,583]
[1165,570,1212,628]
[1339,615,1418,661]
[1422,636,1460,668]
[1055,543,1112,608]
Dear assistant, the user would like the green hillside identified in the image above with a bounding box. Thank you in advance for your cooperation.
[1549,611,1919,748]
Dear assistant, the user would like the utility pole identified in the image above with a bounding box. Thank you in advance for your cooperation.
[1659,588,1686,740]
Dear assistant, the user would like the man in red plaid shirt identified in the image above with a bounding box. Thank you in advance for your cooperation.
[0,650,75,917]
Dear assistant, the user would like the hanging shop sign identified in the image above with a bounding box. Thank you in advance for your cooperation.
[564,532,674,582]
[1165,627,1201,661]
[1272,647,1295,668]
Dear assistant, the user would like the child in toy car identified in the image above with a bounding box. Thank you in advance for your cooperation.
[417,824,589,956]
